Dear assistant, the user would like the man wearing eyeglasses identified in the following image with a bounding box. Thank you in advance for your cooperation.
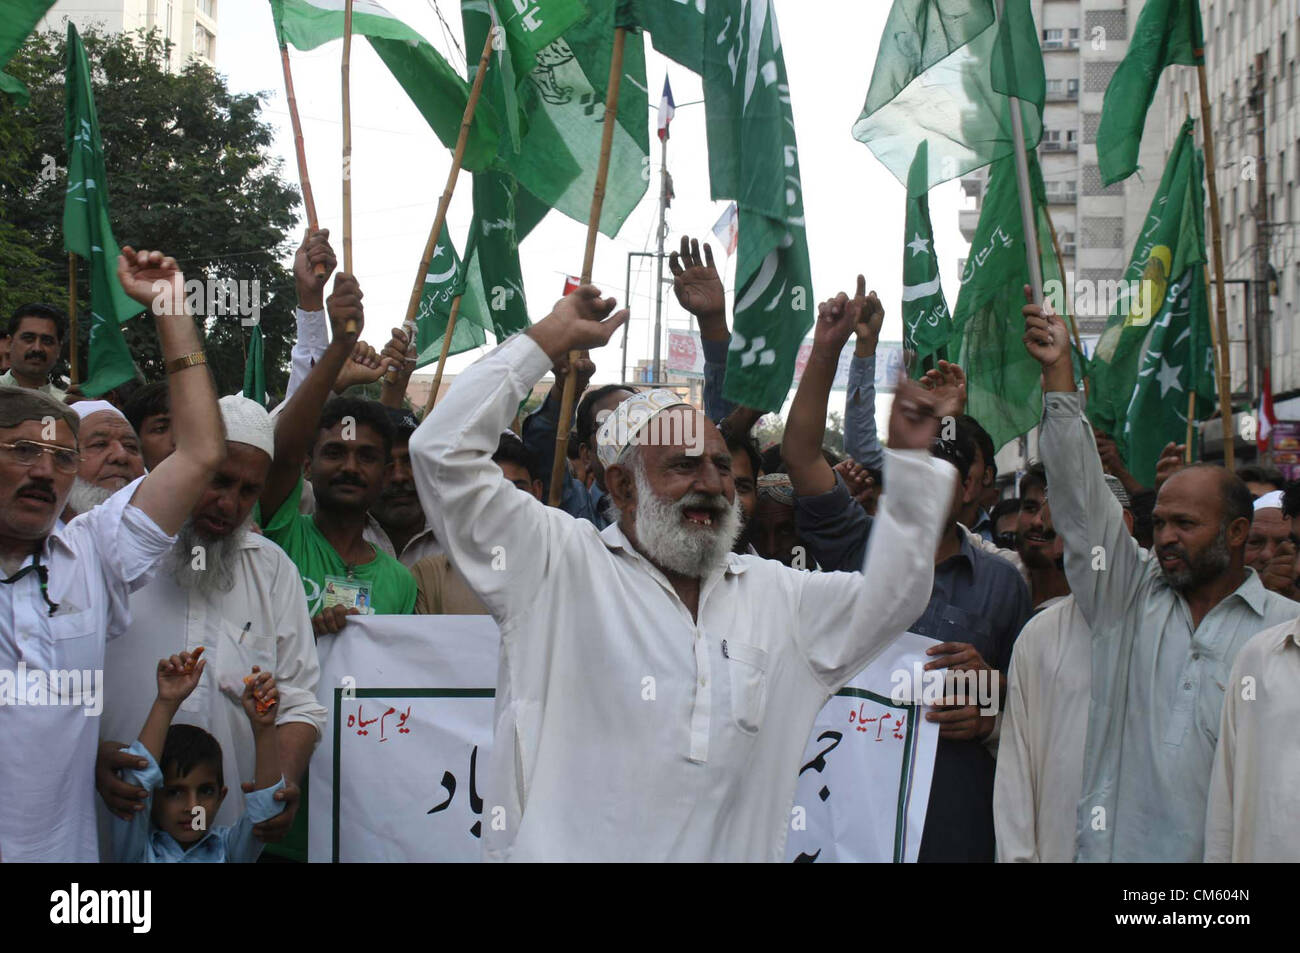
[0,247,226,863]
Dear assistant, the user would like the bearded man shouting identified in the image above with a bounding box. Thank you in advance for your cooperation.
[411,285,958,862]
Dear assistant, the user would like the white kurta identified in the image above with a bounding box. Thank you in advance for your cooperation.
[994,594,1090,862]
[410,333,956,862]
[96,533,326,857]
[0,478,172,862]
[1204,617,1300,861]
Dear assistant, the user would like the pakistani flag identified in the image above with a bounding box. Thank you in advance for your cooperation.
[244,324,267,406]
[1096,0,1203,186]
[0,0,55,106]
[634,0,813,411]
[902,142,950,376]
[1087,118,1215,486]
[948,150,1063,451]
[413,171,549,366]
[853,0,1044,195]
[270,0,498,171]
[63,23,143,398]
[462,0,649,237]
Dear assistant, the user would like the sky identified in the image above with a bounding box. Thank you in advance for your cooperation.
[214,0,971,411]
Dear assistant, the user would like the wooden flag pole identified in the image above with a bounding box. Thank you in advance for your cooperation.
[1196,62,1235,468]
[67,252,79,386]
[1042,203,1086,399]
[548,26,627,506]
[391,26,496,387]
[279,43,326,279]
[340,0,356,332]
[424,295,462,416]
[993,0,1043,303]
[1186,390,1197,463]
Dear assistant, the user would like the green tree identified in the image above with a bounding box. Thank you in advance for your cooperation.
[0,26,299,396]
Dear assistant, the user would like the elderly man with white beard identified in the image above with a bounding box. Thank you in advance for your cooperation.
[92,395,326,859]
[410,285,958,862]
[63,400,147,518]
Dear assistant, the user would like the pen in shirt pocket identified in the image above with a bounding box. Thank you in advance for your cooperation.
[240,621,251,644]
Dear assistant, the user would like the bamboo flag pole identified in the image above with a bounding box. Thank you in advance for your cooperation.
[1042,203,1086,399]
[1196,61,1235,468]
[279,43,327,279]
[67,252,78,386]
[390,26,496,388]
[548,26,627,506]
[992,0,1043,305]
[340,0,356,333]
[424,295,462,416]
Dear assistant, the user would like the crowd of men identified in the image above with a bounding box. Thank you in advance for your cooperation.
[1,230,1296,862]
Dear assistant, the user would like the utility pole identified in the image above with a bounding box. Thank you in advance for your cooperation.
[651,133,669,384]
[1250,53,1272,424]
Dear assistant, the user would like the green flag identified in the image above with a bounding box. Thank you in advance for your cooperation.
[1087,118,1214,485]
[902,142,951,376]
[464,0,649,237]
[1096,0,1203,186]
[63,23,143,398]
[412,220,483,366]
[0,0,54,106]
[269,0,499,171]
[853,0,1044,196]
[634,0,813,411]
[948,150,1061,451]
[244,324,267,406]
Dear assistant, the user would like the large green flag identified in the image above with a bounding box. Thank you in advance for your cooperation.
[0,0,55,106]
[902,142,950,376]
[1096,0,1203,186]
[463,0,649,237]
[1087,118,1215,485]
[853,0,1044,195]
[948,151,1061,451]
[634,0,813,411]
[270,0,498,171]
[63,23,142,398]
[412,220,483,366]
[243,324,267,406]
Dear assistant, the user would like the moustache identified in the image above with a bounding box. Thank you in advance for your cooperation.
[23,350,46,361]
[16,480,56,504]
[329,474,368,489]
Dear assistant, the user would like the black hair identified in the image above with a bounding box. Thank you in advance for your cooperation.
[1019,462,1047,497]
[931,426,978,482]
[8,303,67,342]
[315,397,395,460]
[565,432,582,460]
[723,428,762,481]
[382,405,418,441]
[1129,488,1156,550]
[1236,464,1286,494]
[759,443,785,476]
[991,497,1022,525]
[123,380,170,436]
[492,431,538,482]
[576,384,637,448]
[957,414,995,477]
[160,723,223,789]
[1283,481,1300,520]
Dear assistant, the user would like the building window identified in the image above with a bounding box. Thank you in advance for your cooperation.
[197,0,215,16]
[1043,28,1064,49]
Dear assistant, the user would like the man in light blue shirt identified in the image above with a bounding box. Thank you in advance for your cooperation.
[1024,293,1299,862]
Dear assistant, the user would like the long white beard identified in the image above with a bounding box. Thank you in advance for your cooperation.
[66,477,116,515]
[632,463,741,579]
[166,517,252,596]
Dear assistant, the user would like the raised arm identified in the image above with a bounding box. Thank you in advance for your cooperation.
[1024,286,1148,626]
[784,279,876,496]
[285,228,337,403]
[844,278,886,470]
[794,380,958,688]
[669,236,735,422]
[261,274,364,519]
[117,248,224,535]
[409,287,627,617]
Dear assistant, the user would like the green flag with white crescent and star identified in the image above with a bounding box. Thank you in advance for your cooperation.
[902,142,950,377]
[1086,117,1215,486]
[63,23,143,398]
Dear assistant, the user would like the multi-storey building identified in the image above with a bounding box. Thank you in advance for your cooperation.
[39,0,218,71]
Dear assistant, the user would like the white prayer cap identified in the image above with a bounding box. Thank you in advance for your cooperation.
[72,400,127,422]
[595,388,692,469]
[1253,490,1285,512]
[219,394,275,460]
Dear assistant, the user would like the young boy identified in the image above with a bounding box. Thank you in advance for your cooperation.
[112,647,286,862]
